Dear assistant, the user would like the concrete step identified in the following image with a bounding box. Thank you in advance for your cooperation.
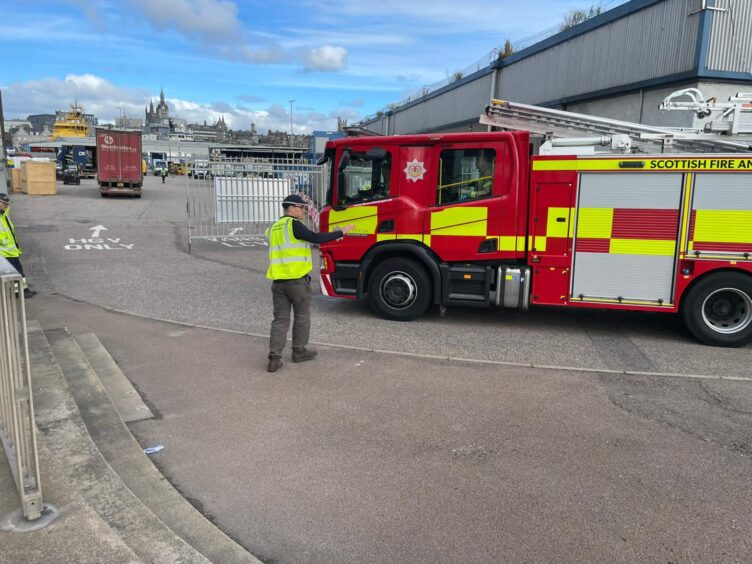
[1,326,141,563]
[34,326,211,564]
[73,333,153,423]
[44,327,260,564]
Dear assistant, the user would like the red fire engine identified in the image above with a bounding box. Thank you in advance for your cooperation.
[317,95,752,347]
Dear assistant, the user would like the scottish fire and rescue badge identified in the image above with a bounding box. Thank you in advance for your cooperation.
[403,159,426,183]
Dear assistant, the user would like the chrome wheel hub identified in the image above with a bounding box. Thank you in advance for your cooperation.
[702,287,752,334]
[380,272,417,310]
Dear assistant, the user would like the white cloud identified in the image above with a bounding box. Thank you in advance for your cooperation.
[129,0,347,73]
[2,74,150,122]
[301,45,348,72]
[169,98,351,133]
[1,74,356,134]
[132,0,240,38]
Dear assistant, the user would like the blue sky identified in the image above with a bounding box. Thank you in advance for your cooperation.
[1,0,628,133]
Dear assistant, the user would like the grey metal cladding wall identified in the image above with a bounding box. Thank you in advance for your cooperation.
[707,0,752,73]
[393,73,493,134]
[499,0,699,105]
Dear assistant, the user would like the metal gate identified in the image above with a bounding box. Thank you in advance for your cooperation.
[185,158,328,252]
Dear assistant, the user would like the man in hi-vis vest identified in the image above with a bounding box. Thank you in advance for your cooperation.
[266,194,354,373]
[0,193,35,299]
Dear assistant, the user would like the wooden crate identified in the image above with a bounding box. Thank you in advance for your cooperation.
[21,161,57,195]
[10,169,22,192]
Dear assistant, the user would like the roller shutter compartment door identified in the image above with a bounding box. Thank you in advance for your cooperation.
[571,173,682,304]
[689,173,752,257]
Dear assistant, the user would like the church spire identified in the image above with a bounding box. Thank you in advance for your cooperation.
[160,86,165,104]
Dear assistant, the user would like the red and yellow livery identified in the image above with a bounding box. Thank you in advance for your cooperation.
[318,131,752,347]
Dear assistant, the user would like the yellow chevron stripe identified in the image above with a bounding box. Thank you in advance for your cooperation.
[576,208,613,239]
[693,210,752,243]
[609,238,676,256]
[499,236,526,252]
[530,235,546,252]
[546,207,571,238]
[533,158,752,172]
[430,207,488,236]
[329,205,379,234]
[679,173,693,258]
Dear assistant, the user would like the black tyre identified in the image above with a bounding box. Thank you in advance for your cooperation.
[368,258,431,321]
[682,272,752,347]
[101,192,109,198]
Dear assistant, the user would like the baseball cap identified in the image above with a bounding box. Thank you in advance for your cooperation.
[0,193,10,204]
[282,194,306,208]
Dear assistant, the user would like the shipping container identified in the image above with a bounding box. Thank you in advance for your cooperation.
[96,128,143,198]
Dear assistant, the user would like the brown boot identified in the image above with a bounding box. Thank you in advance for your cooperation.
[292,348,317,363]
[267,356,283,373]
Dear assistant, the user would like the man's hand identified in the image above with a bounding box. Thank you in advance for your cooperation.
[340,224,356,235]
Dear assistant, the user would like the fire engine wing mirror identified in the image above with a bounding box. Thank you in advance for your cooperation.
[338,150,351,171]
[316,154,329,166]
[364,147,387,161]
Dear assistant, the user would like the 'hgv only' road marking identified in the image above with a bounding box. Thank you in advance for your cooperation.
[65,237,135,251]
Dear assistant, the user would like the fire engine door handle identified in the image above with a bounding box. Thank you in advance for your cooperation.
[377,219,395,233]
[556,217,567,222]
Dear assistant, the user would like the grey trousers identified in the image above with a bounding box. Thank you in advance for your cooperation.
[269,276,311,358]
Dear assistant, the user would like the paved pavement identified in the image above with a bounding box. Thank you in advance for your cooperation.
[9,175,752,563]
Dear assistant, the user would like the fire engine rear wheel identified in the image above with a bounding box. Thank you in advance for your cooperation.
[682,272,752,347]
[368,258,431,321]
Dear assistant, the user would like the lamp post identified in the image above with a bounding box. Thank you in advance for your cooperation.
[288,99,295,148]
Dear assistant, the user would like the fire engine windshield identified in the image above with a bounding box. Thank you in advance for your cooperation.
[337,151,392,206]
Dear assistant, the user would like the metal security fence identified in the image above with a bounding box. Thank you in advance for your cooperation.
[185,158,328,252]
[0,257,42,521]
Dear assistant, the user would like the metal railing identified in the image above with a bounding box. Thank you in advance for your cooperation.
[0,257,42,521]
[185,157,328,252]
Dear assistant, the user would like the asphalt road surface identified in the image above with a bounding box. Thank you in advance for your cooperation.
[15,175,752,563]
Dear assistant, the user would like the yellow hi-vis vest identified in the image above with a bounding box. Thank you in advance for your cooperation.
[0,210,21,258]
[266,216,312,280]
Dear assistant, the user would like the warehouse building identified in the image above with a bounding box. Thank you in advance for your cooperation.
[357,0,752,135]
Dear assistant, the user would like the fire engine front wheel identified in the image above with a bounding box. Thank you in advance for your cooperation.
[368,258,431,321]
[683,272,752,347]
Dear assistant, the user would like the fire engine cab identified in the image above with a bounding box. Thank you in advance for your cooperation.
[318,92,752,347]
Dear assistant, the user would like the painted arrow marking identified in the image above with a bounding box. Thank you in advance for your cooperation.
[90,225,108,238]
[228,227,244,236]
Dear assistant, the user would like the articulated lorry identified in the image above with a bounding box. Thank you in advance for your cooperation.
[317,93,752,347]
[96,128,143,198]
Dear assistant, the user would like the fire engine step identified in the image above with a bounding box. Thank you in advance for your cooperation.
[440,264,491,307]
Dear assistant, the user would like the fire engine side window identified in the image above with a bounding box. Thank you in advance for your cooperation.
[337,152,392,206]
[437,149,495,205]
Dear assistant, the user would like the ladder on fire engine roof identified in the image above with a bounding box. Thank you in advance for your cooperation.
[480,93,752,155]
[660,88,752,135]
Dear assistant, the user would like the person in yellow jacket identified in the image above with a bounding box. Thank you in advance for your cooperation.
[265,194,354,373]
[0,193,36,298]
